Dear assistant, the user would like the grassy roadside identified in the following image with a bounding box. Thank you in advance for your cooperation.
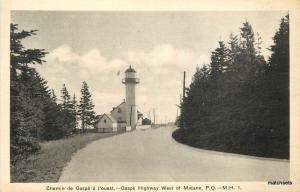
[11,132,116,182]
[172,128,289,159]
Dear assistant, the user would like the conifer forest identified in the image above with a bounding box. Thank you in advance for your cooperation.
[173,15,289,159]
[10,24,96,165]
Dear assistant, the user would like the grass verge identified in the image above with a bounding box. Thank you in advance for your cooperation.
[172,128,289,159]
[11,132,116,182]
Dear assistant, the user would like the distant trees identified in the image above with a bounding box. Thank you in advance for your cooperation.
[78,81,96,132]
[10,24,96,166]
[142,118,152,125]
[59,84,75,136]
[174,15,289,159]
[71,94,79,130]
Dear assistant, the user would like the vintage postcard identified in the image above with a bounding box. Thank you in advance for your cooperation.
[1,0,300,192]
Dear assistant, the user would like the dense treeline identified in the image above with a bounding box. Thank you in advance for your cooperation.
[10,24,96,165]
[173,15,289,159]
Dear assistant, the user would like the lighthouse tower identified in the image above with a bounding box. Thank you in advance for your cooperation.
[122,65,139,131]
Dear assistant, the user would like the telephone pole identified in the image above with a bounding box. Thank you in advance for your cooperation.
[182,71,186,129]
[183,71,186,100]
[153,108,156,125]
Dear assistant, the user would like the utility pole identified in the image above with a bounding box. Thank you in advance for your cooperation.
[183,71,186,100]
[182,71,186,129]
[153,108,156,126]
[180,94,182,104]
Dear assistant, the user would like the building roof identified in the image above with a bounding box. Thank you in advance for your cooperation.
[110,101,126,113]
[125,65,136,73]
[98,113,117,123]
[94,115,104,123]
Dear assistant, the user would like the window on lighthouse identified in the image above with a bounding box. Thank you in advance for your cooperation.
[104,119,106,123]
[118,108,122,113]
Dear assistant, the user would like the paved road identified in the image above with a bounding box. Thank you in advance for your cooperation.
[59,126,289,182]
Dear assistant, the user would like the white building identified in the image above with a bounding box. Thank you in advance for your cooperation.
[95,114,117,133]
[95,66,140,132]
[110,101,127,131]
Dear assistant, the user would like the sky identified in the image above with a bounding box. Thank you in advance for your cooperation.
[11,11,287,123]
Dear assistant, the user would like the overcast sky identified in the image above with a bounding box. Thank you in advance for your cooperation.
[12,11,287,123]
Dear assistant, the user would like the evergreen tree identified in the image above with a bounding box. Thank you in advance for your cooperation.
[10,24,47,165]
[51,89,57,103]
[229,21,266,85]
[10,24,47,83]
[61,84,71,110]
[240,21,256,56]
[78,81,95,132]
[42,93,64,140]
[261,14,289,158]
[59,84,73,136]
[10,81,41,165]
[39,84,72,140]
[19,68,48,140]
[268,15,289,72]
[254,32,263,56]
[70,94,78,130]
[227,33,240,72]
[210,41,229,77]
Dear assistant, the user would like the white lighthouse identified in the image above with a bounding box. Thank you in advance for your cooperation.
[122,65,139,131]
